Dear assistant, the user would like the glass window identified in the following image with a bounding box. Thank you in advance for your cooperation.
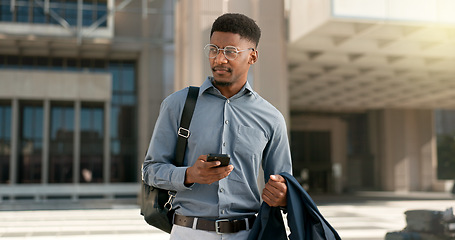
[66,58,78,71]
[346,114,370,155]
[121,65,135,92]
[97,12,107,27]
[49,103,74,183]
[0,103,11,184]
[82,8,93,27]
[22,56,34,68]
[51,57,64,71]
[32,3,47,23]
[16,2,31,23]
[0,55,4,68]
[120,94,136,106]
[97,0,107,27]
[110,106,119,139]
[290,130,331,193]
[109,62,137,183]
[0,55,138,184]
[6,56,20,67]
[93,59,107,70]
[110,66,120,91]
[80,104,104,183]
[435,110,455,180]
[49,5,62,25]
[0,0,108,26]
[36,57,49,69]
[19,103,43,183]
[0,1,13,22]
[64,2,78,26]
[80,59,92,69]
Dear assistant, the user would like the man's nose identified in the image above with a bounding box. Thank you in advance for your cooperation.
[214,50,228,63]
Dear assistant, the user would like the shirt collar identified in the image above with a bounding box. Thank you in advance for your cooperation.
[200,76,256,99]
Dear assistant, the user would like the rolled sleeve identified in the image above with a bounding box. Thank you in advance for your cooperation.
[171,166,193,191]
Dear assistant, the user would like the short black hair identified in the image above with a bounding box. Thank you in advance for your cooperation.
[210,13,261,48]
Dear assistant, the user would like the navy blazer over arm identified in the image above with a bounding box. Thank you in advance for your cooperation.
[248,172,341,240]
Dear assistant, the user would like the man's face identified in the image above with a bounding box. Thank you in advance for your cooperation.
[208,31,257,89]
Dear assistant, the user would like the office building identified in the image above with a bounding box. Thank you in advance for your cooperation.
[0,0,454,202]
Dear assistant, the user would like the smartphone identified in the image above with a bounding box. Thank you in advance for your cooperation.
[207,153,230,167]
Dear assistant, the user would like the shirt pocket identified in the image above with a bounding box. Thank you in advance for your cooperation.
[233,125,268,161]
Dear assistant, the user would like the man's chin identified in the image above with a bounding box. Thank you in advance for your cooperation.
[212,78,232,87]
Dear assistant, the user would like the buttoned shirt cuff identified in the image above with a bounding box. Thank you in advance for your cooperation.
[172,167,193,191]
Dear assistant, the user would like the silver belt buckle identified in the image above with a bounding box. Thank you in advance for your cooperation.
[215,219,229,235]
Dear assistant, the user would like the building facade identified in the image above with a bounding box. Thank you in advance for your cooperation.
[0,0,175,201]
[287,0,455,193]
[0,0,454,202]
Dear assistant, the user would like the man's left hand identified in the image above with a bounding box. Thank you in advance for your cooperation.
[262,175,287,207]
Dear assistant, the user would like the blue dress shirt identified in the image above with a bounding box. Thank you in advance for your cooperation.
[143,77,293,219]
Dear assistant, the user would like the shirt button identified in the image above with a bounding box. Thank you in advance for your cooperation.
[222,142,226,147]
[227,99,230,103]
[220,188,224,193]
[221,210,225,214]
[225,120,229,124]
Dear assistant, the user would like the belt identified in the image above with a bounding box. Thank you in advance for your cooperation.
[173,214,256,234]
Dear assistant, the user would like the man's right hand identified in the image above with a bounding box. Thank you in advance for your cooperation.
[184,155,234,185]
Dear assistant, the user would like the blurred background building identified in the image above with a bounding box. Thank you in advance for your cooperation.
[0,0,454,202]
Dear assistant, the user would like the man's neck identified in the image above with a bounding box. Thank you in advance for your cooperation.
[211,77,247,99]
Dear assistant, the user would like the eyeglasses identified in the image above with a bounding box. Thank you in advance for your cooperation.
[204,44,254,60]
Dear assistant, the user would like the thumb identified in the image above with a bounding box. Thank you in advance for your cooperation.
[270,174,285,183]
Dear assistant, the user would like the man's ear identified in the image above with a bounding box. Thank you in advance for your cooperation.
[249,50,258,64]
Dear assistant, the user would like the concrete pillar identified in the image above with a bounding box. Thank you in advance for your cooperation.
[103,101,110,184]
[137,21,151,182]
[418,110,436,191]
[138,0,174,181]
[378,109,437,191]
[369,110,383,189]
[10,99,18,185]
[174,0,205,90]
[253,0,289,121]
[42,100,50,186]
[73,101,80,197]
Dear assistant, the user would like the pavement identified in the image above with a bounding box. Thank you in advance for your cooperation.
[312,192,455,240]
[0,192,453,240]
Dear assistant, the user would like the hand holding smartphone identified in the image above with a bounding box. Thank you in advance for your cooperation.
[207,154,230,167]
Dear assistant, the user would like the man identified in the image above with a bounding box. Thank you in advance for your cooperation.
[143,13,293,239]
